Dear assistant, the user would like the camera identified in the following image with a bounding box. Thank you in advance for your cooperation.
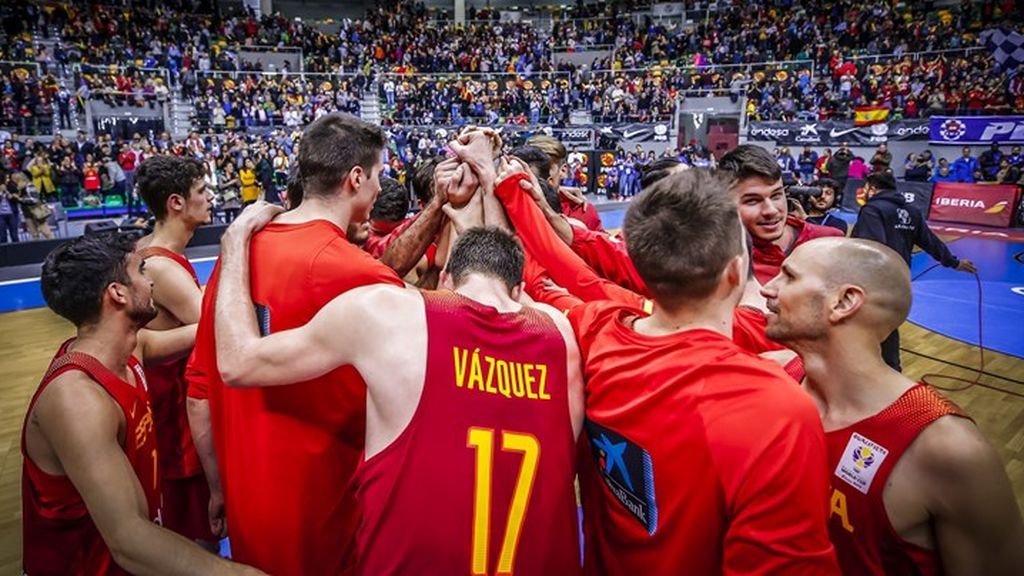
[785,185,823,212]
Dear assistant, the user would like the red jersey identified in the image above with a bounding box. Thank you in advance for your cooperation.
[753,217,844,285]
[185,220,403,576]
[363,215,415,259]
[562,199,605,232]
[23,341,160,576]
[352,291,580,575]
[138,246,201,479]
[569,301,838,576]
[826,384,968,576]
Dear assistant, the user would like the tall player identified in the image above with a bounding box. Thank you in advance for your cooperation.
[717,145,843,284]
[134,155,216,545]
[213,210,583,574]
[185,113,424,575]
[761,237,1024,574]
[26,232,263,575]
[564,170,838,574]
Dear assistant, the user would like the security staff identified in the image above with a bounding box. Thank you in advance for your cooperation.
[851,172,976,371]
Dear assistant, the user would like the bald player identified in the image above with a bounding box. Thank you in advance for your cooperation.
[25,232,262,575]
[214,204,584,574]
[761,237,1024,575]
[134,155,216,545]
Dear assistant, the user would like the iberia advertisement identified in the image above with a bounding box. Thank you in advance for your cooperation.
[928,183,1020,228]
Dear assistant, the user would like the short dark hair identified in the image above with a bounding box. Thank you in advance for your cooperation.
[640,157,683,189]
[624,169,742,304]
[41,232,137,327]
[298,113,384,199]
[413,156,444,206]
[371,177,410,222]
[717,145,782,187]
[446,227,524,291]
[285,161,303,208]
[510,146,552,182]
[865,172,896,191]
[135,155,206,221]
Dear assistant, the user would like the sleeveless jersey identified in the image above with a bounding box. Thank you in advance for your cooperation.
[138,246,202,479]
[826,384,968,575]
[352,291,581,575]
[22,341,160,575]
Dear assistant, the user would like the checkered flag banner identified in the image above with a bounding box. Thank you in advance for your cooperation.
[982,28,1024,69]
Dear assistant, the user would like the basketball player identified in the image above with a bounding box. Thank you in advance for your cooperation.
[561,170,839,574]
[718,145,844,284]
[133,155,216,545]
[25,232,263,575]
[184,113,463,575]
[760,237,1024,574]
[213,209,584,574]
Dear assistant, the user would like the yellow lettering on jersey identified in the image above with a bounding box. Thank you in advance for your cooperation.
[452,347,551,402]
[523,363,538,399]
[830,487,854,533]
[468,349,484,391]
[454,347,469,388]
[536,363,550,400]
[135,408,154,450]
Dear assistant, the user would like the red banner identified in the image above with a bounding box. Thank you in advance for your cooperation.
[928,183,1020,228]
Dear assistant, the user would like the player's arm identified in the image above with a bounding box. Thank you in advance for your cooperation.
[917,416,1024,574]
[145,257,203,324]
[380,187,447,278]
[136,323,197,365]
[494,170,646,308]
[34,373,264,575]
[214,204,368,387]
[569,226,648,295]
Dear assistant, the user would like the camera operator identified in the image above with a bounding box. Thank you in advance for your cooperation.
[852,172,976,372]
[800,179,848,235]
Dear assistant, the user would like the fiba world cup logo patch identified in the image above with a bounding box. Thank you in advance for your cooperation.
[851,445,875,469]
[835,432,889,494]
[939,119,966,141]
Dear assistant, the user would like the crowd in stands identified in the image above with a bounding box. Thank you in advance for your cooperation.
[1,0,1020,135]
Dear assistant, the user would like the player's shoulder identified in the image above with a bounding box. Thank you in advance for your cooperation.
[908,411,991,482]
[34,369,122,428]
[701,351,820,422]
[527,301,578,342]
[315,234,403,285]
[567,299,635,334]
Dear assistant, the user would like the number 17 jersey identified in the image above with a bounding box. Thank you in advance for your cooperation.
[352,291,581,575]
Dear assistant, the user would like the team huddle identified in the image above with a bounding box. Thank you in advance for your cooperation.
[22,113,1024,575]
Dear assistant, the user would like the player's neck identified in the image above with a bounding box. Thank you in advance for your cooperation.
[800,334,915,429]
[147,218,195,254]
[454,276,521,314]
[71,317,138,380]
[636,297,735,339]
[276,194,354,232]
[772,219,797,251]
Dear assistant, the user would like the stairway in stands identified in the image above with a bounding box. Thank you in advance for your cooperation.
[360,79,381,125]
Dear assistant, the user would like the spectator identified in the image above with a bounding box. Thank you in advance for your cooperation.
[11,171,53,240]
[55,155,82,206]
[239,158,260,206]
[798,146,818,183]
[830,144,853,188]
[952,146,980,182]
[978,143,1003,181]
[997,158,1021,184]
[869,144,892,174]
[0,172,22,243]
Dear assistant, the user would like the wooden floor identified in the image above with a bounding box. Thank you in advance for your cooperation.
[0,309,1022,574]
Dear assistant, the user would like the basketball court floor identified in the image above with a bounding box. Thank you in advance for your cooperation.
[0,213,1021,573]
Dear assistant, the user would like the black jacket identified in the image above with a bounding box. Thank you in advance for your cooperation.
[851,189,959,268]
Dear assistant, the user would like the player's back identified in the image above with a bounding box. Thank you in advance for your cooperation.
[218,219,403,576]
[569,301,837,575]
[352,291,580,575]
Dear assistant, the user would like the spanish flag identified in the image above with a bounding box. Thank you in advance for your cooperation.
[854,105,889,126]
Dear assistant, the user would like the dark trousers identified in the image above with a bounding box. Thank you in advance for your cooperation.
[0,213,19,243]
[881,329,902,372]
